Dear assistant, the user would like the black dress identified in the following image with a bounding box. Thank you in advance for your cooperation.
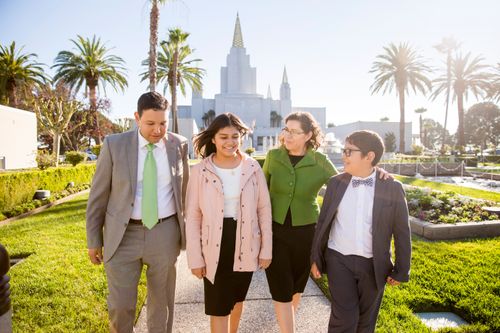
[203,217,253,316]
[265,154,316,302]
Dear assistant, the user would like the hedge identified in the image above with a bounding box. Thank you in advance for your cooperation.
[0,164,96,212]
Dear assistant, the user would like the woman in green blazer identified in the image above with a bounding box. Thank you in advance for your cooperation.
[263,112,337,332]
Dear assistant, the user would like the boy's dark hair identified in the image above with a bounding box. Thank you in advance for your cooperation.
[137,92,169,116]
[193,113,250,158]
[345,130,385,166]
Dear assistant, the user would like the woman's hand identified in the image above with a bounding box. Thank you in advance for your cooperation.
[376,166,393,180]
[191,267,206,279]
[259,258,272,270]
[310,262,321,279]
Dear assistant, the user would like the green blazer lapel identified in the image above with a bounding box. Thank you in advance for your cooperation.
[276,147,294,172]
[294,148,317,168]
[127,130,139,197]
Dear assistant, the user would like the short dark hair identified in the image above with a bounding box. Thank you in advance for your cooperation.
[345,130,385,166]
[283,112,324,149]
[137,92,169,116]
[193,113,250,158]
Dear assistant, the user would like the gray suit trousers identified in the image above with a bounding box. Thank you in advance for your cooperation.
[105,216,180,333]
[326,248,384,333]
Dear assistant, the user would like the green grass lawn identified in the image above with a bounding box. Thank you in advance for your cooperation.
[395,175,500,203]
[0,193,147,333]
[315,236,500,332]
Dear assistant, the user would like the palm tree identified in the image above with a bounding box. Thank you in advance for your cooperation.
[0,42,47,108]
[432,52,490,149]
[487,63,500,103]
[433,37,460,152]
[141,28,205,133]
[52,35,128,144]
[148,0,170,92]
[370,42,432,152]
[414,107,427,144]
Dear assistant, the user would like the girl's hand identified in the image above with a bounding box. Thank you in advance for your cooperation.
[191,267,206,279]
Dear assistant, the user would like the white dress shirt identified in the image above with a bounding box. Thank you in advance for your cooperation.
[213,162,242,218]
[131,131,176,220]
[328,169,376,258]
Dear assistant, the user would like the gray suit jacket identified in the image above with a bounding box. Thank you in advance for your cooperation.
[86,130,189,262]
[311,171,411,289]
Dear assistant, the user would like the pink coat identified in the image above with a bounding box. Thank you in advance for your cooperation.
[185,153,272,283]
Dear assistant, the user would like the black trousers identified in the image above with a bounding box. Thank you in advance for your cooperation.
[325,248,384,333]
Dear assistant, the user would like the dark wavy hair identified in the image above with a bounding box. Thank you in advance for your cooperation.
[283,112,324,150]
[193,113,250,158]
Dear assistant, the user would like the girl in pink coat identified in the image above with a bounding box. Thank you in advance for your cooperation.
[185,113,272,333]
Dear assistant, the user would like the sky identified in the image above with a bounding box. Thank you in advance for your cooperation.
[1,0,499,135]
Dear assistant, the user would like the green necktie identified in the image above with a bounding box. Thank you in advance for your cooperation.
[142,143,158,229]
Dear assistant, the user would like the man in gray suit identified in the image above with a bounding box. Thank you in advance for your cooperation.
[86,92,189,333]
[310,130,411,333]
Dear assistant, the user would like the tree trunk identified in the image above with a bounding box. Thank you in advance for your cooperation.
[398,88,406,153]
[53,132,61,167]
[7,80,18,108]
[89,85,101,145]
[149,0,159,92]
[441,53,452,153]
[457,92,465,150]
[171,50,179,133]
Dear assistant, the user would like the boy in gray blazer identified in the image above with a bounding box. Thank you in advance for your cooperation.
[310,130,411,333]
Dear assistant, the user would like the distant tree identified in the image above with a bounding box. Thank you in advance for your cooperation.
[370,42,432,152]
[0,41,47,108]
[380,117,389,122]
[463,102,500,150]
[327,122,335,128]
[201,109,215,128]
[414,107,427,144]
[141,28,205,134]
[432,52,490,149]
[52,35,128,144]
[29,83,82,166]
[420,118,452,149]
[384,132,397,152]
[433,37,461,152]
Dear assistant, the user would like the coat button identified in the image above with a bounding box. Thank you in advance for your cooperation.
[131,202,134,206]
[216,244,219,247]
[289,182,293,186]
[289,194,292,197]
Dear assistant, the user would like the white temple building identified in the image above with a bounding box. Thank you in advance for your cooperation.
[177,14,327,152]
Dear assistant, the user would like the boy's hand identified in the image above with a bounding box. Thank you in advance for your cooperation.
[386,276,400,286]
[310,262,321,279]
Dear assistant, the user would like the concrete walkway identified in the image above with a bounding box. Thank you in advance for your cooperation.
[135,252,331,332]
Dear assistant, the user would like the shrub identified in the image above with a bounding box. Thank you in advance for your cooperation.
[91,145,102,157]
[245,147,255,156]
[0,164,96,212]
[36,150,55,170]
[65,151,86,166]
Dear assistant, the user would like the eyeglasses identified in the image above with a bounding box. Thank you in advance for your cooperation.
[342,148,363,157]
[281,127,304,136]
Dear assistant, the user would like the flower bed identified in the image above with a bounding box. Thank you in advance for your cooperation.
[405,186,497,224]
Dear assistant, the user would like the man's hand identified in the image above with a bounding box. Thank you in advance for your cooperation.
[191,267,206,279]
[310,262,322,279]
[88,248,103,265]
[259,258,272,270]
[386,276,401,286]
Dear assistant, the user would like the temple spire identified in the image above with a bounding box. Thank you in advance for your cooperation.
[282,66,288,84]
[232,13,244,48]
[267,85,272,99]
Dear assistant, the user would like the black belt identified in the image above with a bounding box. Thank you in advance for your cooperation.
[129,213,177,225]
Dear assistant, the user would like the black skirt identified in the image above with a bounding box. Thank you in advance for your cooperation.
[203,217,253,316]
[265,221,316,302]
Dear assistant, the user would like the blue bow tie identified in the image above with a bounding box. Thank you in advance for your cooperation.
[352,178,374,188]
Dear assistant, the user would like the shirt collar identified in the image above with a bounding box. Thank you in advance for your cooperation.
[351,168,376,181]
[137,129,165,150]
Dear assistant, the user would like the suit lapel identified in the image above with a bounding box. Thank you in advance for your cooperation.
[324,173,351,226]
[165,133,177,178]
[127,130,139,197]
[372,171,384,233]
